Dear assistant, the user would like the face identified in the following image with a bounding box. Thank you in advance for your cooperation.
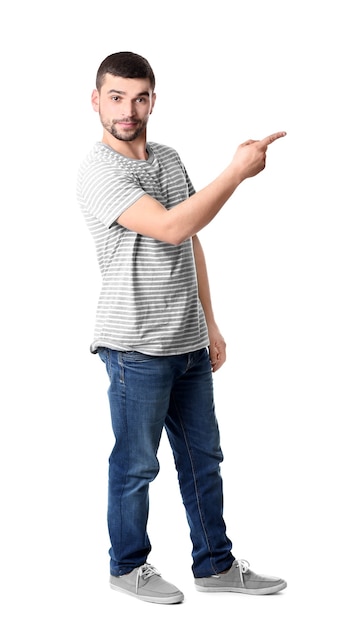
[92,74,156,142]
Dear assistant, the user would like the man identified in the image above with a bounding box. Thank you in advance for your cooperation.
[77,51,287,604]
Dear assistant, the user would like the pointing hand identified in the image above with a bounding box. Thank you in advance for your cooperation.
[232,131,287,181]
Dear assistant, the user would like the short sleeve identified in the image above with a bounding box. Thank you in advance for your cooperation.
[79,160,147,228]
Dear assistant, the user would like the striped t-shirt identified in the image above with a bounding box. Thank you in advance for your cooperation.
[77,141,209,356]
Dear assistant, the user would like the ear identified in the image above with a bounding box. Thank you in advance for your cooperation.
[150,92,156,114]
[91,88,100,112]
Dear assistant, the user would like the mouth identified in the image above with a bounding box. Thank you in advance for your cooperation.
[114,119,138,129]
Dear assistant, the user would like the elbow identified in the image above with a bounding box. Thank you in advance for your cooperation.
[163,223,192,246]
[157,214,193,245]
[160,209,193,245]
[166,233,191,246]
[167,234,188,246]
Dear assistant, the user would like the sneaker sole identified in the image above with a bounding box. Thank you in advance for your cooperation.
[195,580,287,595]
[110,581,184,604]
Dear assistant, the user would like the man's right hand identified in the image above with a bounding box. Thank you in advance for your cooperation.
[232,131,287,181]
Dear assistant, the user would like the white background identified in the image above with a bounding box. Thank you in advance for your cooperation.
[1,1,349,624]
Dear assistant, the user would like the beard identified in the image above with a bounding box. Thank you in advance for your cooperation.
[101,115,148,142]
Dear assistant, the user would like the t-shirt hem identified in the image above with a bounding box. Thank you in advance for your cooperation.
[90,339,210,357]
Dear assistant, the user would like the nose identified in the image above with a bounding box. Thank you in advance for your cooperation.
[121,99,136,118]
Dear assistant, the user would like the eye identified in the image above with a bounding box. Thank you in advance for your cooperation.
[111,96,120,101]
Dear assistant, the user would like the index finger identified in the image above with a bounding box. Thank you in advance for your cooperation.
[260,131,287,148]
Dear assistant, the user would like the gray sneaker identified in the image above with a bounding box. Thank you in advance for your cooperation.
[110,563,184,604]
[195,559,287,595]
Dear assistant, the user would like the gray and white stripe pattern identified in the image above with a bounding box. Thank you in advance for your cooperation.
[77,141,209,355]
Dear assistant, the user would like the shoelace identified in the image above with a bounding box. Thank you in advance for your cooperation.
[236,559,250,586]
[135,563,160,593]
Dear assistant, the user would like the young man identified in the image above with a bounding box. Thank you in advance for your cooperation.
[77,51,287,604]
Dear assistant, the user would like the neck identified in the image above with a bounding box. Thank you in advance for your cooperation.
[101,130,148,160]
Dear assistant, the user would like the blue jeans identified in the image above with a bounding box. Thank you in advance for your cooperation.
[98,347,234,578]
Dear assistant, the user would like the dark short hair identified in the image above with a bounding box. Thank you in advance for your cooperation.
[96,51,155,91]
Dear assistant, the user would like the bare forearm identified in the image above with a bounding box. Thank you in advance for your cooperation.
[193,234,227,372]
[192,234,216,327]
[117,131,286,245]
[166,130,286,244]
[117,163,241,245]
[165,166,241,245]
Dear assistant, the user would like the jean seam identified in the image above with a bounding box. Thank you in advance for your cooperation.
[117,350,125,384]
[108,350,128,567]
[172,396,216,571]
[105,348,112,378]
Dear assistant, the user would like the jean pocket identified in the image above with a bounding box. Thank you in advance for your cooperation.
[121,351,156,364]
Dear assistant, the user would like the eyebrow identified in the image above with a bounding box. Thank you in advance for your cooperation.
[106,89,150,97]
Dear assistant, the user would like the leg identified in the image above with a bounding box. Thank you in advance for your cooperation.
[165,348,235,577]
[99,348,173,576]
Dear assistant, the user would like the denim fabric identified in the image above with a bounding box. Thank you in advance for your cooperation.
[98,347,234,577]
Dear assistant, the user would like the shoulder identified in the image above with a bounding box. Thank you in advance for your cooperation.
[80,142,123,167]
[78,143,134,185]
[148,141,182,161]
